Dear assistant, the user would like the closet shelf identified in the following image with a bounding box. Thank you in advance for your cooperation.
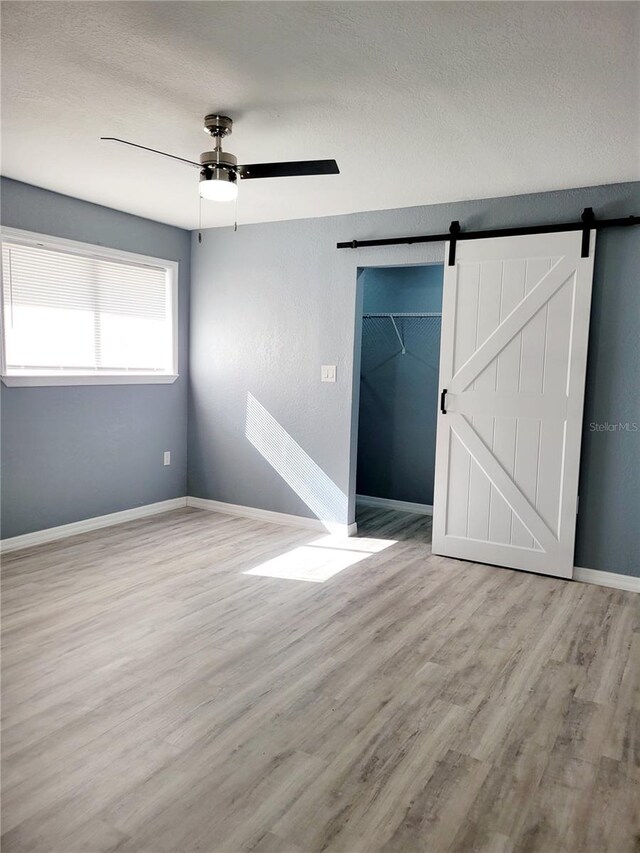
[362,312,442,317]
[362,312,441,355]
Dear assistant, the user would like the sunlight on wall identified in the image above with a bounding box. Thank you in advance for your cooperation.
[243,534,396,583]
[246,392,348,525]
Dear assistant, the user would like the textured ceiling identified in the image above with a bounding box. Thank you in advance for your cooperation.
[2,1,638,230]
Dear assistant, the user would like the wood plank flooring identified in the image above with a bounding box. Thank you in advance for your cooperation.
[1,506,639,853]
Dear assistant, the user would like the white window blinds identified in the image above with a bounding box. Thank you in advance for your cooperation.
[2,240,175,377]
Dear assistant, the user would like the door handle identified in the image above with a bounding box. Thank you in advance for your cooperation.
[440,388,447,414]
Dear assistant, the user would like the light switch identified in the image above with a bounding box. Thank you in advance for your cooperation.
[163,451,171,466]
[321,365,337,383]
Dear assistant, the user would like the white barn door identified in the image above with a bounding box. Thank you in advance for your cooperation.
[432,230,595,578]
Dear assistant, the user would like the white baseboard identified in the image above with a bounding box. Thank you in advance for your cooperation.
[356,494,433,516]
[574,566,640,593]
[5,499,635,594]
[187,496,357,537]
[0,497,188,554]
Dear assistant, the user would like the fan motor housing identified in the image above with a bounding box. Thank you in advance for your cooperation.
[200,150,237,181]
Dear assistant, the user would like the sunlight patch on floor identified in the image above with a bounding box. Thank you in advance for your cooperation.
[242,535,396,583]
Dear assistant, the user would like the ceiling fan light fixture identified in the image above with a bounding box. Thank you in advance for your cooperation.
[102,113,339,212]
[199,168,238,202]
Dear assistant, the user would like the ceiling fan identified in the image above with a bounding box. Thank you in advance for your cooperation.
[101,114,340,203]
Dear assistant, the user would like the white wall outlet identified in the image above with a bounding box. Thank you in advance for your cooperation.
[321,365,337,383]
[163,451,171,466]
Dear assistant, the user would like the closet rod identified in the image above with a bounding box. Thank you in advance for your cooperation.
[362,312,442,354]
[362,312,442,318]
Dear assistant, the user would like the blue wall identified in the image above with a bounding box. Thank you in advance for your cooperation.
[190,181,640,577]
[357,265,443,505]
[361,265,444,313]
[1,178,638,578]
[0,178,191,538]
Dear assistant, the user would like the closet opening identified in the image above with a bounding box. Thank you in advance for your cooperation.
[354,263,444,541]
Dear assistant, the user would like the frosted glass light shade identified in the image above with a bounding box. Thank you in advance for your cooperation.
[199,172,238,202]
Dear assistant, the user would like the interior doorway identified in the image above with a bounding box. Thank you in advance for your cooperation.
[354,263,444,539]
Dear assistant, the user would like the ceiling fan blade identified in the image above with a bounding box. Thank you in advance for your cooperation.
[238,159,339,180]
[100,137,201,168]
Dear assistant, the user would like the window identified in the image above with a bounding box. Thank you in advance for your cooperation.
[1,229,178,386]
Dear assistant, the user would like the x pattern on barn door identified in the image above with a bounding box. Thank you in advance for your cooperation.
[432,232,595,578]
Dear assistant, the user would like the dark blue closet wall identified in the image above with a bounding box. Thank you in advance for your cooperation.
[357,265,444,506]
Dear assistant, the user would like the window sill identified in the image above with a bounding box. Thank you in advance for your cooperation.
[1,374,179,388]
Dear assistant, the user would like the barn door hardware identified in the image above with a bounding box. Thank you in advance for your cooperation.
[581,207,596,257]
[337,209,639,252]
[448,221,461,266]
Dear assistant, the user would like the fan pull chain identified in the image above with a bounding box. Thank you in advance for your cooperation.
[198,194,203,244]
[234,193,238,232]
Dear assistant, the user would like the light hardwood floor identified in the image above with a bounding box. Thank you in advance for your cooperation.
[1,506,639,853]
